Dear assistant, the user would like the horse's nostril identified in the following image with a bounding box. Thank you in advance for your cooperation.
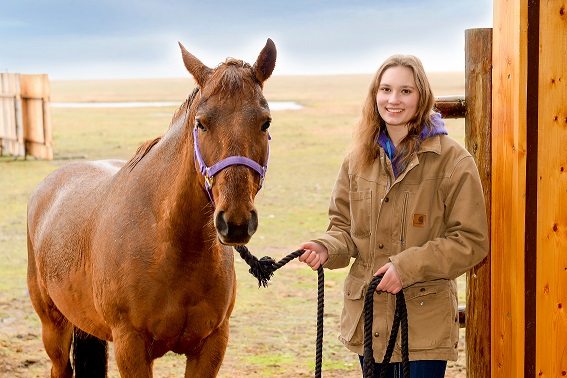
[248,210,258,236]
[215,211,229,237]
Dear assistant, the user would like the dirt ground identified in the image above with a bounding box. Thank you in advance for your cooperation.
[0,287,467,378]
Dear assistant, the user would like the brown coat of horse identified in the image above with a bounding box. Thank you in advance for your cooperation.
[27,39,277,377]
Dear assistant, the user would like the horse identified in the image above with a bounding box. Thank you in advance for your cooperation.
[26,38,277,377]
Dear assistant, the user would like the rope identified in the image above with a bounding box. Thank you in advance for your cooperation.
[234,246,324,378]
[363,275,409,378]
[235,246,409,378]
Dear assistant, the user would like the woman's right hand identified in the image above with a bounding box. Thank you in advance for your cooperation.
[298,242,329,270]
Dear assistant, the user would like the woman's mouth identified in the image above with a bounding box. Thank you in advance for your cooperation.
[386,108,403,113]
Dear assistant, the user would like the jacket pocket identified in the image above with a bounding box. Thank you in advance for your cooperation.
[403,283,456,350]
[399,191,410,249]
[340,275,367,345]
[349,190,372,238]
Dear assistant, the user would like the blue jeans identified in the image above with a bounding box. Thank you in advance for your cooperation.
[358,356,447,378]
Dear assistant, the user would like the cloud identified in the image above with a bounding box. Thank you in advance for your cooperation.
[0,0,492,79]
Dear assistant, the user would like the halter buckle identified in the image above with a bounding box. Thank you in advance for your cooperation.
[204,175,214,189]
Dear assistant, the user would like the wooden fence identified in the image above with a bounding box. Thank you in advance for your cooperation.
[433,28,492,378]
[0,73,53,159]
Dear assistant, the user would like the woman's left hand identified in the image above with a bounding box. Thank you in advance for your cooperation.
[375,262,402,294]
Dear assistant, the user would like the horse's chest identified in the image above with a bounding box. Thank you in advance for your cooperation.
[148,282,235,351]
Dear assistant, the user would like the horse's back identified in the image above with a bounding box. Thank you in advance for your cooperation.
[27,159,125,276]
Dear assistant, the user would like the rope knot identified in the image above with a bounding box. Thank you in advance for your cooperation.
[235,245,277,287]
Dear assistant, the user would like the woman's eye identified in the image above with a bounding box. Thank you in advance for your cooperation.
[195,120,207,131]
[380,87,390,92]
[402,89,411,94]
[261,120,271,132]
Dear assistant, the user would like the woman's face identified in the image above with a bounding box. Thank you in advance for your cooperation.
[375,66,420,129]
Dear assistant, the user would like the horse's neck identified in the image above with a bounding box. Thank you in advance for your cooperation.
[143,112,214,247]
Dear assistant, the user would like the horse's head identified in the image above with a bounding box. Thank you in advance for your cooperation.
[179,39,277,246]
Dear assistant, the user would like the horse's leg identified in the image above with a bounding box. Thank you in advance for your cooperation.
[113,327,153,378]
[184,320,229,378]
[28,248,73,377]
[28,287,74,378]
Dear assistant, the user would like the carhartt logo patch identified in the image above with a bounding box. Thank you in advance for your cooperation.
[413,213,426,227]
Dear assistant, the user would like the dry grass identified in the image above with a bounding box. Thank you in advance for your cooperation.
[0,72,467,377]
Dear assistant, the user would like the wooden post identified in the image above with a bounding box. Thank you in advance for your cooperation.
[535,1,567,375]
[492,0,567,375]
[464,28,492,378]
[492,0,528,375]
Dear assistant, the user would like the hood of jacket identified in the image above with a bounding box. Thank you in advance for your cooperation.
[377,112,447,176]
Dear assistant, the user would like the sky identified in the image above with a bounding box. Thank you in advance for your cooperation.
[1,0,492,80]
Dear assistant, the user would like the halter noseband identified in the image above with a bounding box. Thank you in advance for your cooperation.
[193,127,270,203]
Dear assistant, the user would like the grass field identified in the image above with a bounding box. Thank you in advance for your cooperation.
[0,72,468,377]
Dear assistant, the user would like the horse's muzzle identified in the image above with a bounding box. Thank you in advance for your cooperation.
[215,210,258,245]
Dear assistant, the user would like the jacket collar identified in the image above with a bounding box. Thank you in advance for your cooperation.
[418,134,443,155]
[376,112,447,176]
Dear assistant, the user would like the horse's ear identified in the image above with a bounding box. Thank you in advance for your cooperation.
[179,42,212,87]
[252,38,277,84]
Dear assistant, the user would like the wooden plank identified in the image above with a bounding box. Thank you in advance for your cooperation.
[22,99,45,144]
[536,1,567,375]
[0,73,25,156]
[0,75,13,141]
[491,0,528,376]
[464,27,492,378]
[20,74,52,159]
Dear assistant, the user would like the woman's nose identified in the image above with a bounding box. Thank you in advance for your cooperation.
[388,91,400,104]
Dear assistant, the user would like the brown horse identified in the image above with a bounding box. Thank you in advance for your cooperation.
[27,39,276,377]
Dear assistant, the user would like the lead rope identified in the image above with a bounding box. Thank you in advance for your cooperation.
[234,246,324,377]
[235,246,409,378]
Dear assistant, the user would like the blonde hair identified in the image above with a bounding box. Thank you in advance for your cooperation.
[351,54,435,172]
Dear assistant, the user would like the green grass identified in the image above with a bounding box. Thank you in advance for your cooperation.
[0,73,467,377]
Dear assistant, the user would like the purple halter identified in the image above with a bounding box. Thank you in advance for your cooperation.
[193,127,270,203]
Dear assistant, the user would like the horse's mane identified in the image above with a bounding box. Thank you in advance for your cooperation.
[126,87,200,172]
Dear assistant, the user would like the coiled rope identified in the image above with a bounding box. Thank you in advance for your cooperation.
[234,246,409,378]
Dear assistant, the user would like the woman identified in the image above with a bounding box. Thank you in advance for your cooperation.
[298,55,488,377]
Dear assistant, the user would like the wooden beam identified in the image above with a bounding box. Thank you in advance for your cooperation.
[464,27,492,378]
[434,96,466,119]
[492,0,528,376]
[536,1,567,375]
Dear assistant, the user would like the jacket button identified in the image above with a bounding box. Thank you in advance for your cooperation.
[378,243,384,249]
[374,332,379,337]
[346,291,351,296]
[420,288,426,292]
[384,197,389,203]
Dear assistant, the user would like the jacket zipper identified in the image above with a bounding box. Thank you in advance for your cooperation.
[400,191,409,249]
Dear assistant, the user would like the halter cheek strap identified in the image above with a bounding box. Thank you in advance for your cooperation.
[192,127,270,203]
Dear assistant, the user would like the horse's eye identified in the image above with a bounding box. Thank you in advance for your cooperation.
[195,119,207,131]
[261,120,271,132]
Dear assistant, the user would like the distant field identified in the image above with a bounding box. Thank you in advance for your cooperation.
[0,73,467,377]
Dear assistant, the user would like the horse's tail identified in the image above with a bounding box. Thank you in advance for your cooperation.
[72,327,108,377]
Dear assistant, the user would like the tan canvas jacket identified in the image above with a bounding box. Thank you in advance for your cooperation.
[313,134,489,362]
